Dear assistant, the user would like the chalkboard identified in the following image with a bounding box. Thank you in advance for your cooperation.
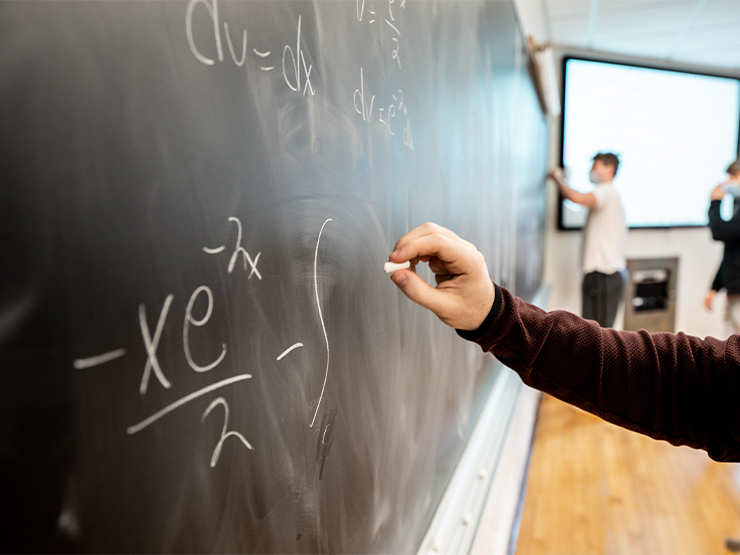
[0,0,547,552]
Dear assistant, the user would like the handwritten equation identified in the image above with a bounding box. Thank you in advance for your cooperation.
[355,68,414,149]
[186,0,315,97]
[73,217,334,469]
[70,0,422,472]
[185,0,415,150]
[356,0,407,69]
[354,0,414,150]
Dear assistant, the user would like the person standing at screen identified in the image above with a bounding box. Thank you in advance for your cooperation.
[705,158,740,335]
[549,153,627,328]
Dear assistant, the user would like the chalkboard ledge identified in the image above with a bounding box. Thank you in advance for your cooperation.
[417,286,550,555]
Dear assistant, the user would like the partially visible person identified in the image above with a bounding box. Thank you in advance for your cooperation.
[548,153,627,328]
[388,222,740,462]
[706,157,740,336]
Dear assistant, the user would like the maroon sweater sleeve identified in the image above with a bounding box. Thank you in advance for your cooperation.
[459,285,740,462]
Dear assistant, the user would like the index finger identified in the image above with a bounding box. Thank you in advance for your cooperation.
[393,222,460,253]
[392,233,474,275]
[392,223,476,265]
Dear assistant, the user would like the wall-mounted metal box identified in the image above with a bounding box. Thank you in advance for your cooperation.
[623,257,679,333]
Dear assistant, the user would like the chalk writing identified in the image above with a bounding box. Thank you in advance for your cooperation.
[356,0,377,24]
[379,102,394,134]
[139,294,175,395]
[355,0,406,68]
[315,409,337,480]
[277,342,304,361]
[204,216,262,280]
[354,74,414,148]
[226,217,261,278]
[201,397,253,467]
[310,218,333,428]
[253,49,275,71]
[223,22,247,66]
[282,15,315,97]
[354,67,375,122]
[184,285,227,373]
[185,0,315,94]
[391,37,401,69]
[186,0,224,66]
[403,117,414,149]
[73,348,127,370]
[127,283,250,468]
[75,215,341,470]
[126,374,252,435]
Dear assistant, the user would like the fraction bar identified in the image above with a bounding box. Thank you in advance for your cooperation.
[126,373,252,435]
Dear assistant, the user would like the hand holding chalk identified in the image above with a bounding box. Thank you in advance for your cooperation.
[387,222,494,331]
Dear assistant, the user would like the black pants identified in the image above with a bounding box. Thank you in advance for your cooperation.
[582,270,626,328]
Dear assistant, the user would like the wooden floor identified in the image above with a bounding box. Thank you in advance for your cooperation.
[514,395,740,555]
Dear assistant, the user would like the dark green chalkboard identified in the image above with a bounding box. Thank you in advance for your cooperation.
[0,0,547,552]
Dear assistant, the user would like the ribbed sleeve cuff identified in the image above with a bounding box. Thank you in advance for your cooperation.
[456,283,502,341]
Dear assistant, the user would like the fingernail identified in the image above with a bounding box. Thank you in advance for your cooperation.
[391,271,407,286]
[390,249,400,259]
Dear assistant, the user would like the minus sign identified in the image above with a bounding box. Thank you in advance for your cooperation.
[261,66,275,71]
[73,348,127,369]
[277,342,304,361]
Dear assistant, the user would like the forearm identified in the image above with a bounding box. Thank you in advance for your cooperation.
[461,286,740,462]
[557,181,595,208]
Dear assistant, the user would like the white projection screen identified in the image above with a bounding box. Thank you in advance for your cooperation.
[560,57,740,229]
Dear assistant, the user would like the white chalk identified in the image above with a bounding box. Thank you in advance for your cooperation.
[384,261,411,274]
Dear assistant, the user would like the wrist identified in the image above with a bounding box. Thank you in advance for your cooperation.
[456,282,502,340]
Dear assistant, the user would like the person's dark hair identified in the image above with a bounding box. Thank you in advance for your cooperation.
[592,152,620,177]
[727,158,740,176]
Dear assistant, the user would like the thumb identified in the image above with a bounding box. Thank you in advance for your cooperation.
[391,269,449,317]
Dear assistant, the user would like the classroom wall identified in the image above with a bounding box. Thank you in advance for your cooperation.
[542,46,729,339]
